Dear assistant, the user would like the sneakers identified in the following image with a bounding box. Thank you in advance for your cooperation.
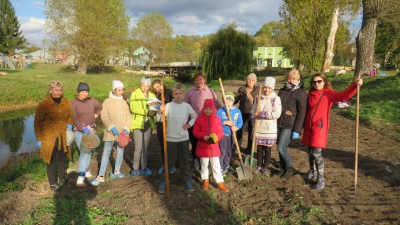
[109,171,125,179]
[76,172,86,186]
[316,177,325,190]
[130,170,140,177]
[139,168,152,176]
[338,102,350,108]
[255,167,262,174]
[262,168,269,177]
[226,167,235,173]
[186,182,195,191]
[158,183,166,194]
[158,166,164,174]
[221,169,227,177]
[85,170,93,178]
[50,183,62,192]
[170,167,176,174]
[301,170,317,179]
[90,176,104,186]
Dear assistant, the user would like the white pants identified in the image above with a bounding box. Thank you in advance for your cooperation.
[200,157,224,183]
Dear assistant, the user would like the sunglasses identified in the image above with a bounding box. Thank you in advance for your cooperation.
[312,80,323,85]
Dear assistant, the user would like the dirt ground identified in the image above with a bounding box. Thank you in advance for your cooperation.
[1,80,400,224]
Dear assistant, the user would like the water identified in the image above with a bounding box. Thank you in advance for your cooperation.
[0,114,38,166]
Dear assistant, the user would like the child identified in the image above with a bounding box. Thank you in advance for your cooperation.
[216,92,243,176]
[129,77,156,177]
[252,77,282,176]
[71,82,102,186]
[90,80,132,186]
[193,99,229,192]
[157,83,198,194]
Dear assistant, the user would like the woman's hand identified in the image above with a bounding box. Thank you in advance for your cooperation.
[356,75,363,86]
[182,124,190,130]
[204,135,209,141]
[158,104,165,114]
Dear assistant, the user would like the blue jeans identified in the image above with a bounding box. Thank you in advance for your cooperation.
[99,141,124,176]
[277,128,292,168]
[74,131,92,174]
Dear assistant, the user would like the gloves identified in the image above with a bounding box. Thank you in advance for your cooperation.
[67,124,73,130]
[124,129,129,135]
[82,127,91,134]
[37,141,42,148]
[207,138,215,144]
[291,132,299,139]
[111,127,119,135]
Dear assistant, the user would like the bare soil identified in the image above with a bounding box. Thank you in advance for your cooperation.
[1,80,400,224]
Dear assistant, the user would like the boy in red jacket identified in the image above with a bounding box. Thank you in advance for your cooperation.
[193,99,229,192]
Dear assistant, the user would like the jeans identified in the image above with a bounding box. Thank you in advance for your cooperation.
[98,141,124,176]
[74,131,92,174]
[277,128,293,168]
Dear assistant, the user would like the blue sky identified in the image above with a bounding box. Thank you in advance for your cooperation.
[11,0,362,47]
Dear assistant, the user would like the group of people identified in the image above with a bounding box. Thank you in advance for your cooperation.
[34,70,363,192]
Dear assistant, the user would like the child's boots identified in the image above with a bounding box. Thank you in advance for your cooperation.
[202,179,209,190]
[217,182,229,192]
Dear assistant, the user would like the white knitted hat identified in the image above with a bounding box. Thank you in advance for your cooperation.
[140,77,151,85]
[263,77,275,90]
[112,80,124,90]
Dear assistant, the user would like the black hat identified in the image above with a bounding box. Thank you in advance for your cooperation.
[77,82,90,93]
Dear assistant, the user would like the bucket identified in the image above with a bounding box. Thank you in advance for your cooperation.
[80,133,101,154]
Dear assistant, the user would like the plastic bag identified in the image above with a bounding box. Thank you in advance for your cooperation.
[118,132,132,148]
[66,129,75,146]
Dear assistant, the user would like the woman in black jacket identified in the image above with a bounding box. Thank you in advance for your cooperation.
[234,73,260,153]
[276,69,307,179]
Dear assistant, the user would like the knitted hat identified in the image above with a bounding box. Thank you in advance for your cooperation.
[263,77,276,90]
[225,92,235,101]
[203,99,215,109]
[140,77,151,85]
[77,82,90,93]
[112,80,124,90]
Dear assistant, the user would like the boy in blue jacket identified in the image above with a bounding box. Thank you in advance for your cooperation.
[217,92,243,176]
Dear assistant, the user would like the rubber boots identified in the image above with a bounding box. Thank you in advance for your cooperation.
[202,179,209,190]
[217,182,229,192]
[281,167,293,180]
[316,177,325,190]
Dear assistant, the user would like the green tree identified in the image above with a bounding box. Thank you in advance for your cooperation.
[201,23,254,80]
[22,42,41,54]
[0,0,26,54]
[375,21,400,71]
[45,0,130,74]
[132,11,174,70]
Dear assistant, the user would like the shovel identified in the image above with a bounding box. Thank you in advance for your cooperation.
[245,85,262,168]
[218,79,252,180]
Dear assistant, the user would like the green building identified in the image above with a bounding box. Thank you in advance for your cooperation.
[253,47,292,68]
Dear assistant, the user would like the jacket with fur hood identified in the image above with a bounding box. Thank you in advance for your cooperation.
[101,92,132,141]
[193,100,224,158]
[34,97,74,164]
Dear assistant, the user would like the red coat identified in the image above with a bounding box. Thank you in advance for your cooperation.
[301,82,357,148]
[193,110,224,158]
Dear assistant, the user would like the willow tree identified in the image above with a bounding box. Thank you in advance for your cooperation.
[0,0,26,54]
[132,11,174,71]
[280,0,359,72]
[201,23,254,80]
[45,0,130,74]
[355,0,400,77]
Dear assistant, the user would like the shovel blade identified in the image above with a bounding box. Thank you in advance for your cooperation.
[236,164,252,180]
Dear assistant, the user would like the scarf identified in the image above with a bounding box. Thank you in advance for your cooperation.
[285,80,302,91]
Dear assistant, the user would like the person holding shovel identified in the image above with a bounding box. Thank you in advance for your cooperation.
[71,82,102,186]
[193,99,229,192]
[276,69,307,180]
[34,80,74,191]
[252,77,282,176]
[301,73,363,190]
[216,92,243,176]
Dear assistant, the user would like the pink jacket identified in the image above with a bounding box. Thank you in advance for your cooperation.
[301,82,357,148]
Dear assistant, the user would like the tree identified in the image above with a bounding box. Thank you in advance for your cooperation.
[280,0,359,72]
[375,21,400,71]
[201,23,254,80]
[0,0,26,54]
[45,0,130,74]
[132,11,174,71]
[355,0,400,77]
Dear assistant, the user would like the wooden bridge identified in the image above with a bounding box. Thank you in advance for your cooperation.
[146,62,201,74]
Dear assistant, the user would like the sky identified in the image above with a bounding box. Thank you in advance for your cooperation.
[11,0,282,47]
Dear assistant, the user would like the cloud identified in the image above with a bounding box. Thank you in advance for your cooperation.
[32,1,45,11]
[19,17,46,45]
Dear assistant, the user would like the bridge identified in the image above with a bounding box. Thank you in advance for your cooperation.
[146,62,201,74]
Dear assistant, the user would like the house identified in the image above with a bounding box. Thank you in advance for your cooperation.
[56,50,75,64]
[24,50,53,61]
[131,46,151,67]
[253,47,292,68]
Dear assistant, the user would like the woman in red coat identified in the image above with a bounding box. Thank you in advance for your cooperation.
[193,99,229,192]
[301,74,363,190]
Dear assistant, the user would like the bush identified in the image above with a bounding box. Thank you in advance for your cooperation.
[175,71,194,83]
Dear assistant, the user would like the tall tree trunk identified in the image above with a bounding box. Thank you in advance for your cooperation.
[355,1,378,77]
[77,60,87,74]
[321,8,339,73]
